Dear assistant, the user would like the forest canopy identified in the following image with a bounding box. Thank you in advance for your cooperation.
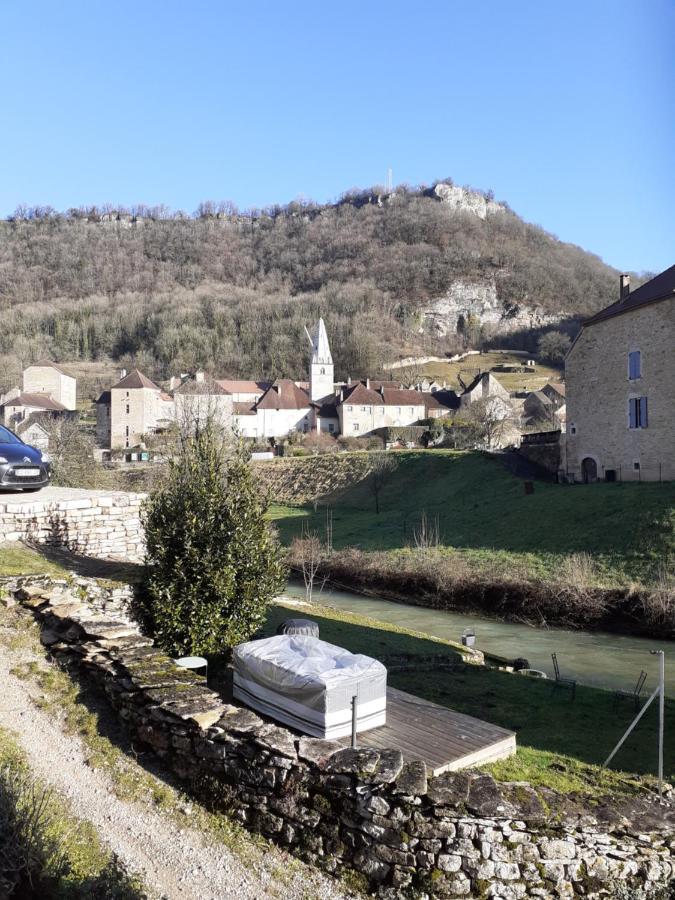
[0,182,619,387]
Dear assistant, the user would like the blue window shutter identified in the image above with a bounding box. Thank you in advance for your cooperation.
[629,399,636,429]
[640,396,648,428]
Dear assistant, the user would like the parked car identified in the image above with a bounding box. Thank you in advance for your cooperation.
[0,425,51,492]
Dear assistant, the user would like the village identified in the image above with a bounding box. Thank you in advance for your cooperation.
[1,266,673,486]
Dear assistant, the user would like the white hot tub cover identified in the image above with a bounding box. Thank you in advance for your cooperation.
[233,635,387,739]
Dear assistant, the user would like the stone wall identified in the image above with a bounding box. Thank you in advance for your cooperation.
[8,577,673,899]
[0,488,145,561]
[565,298,675,482]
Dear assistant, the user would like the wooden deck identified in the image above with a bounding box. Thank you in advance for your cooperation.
[338,687,516,775]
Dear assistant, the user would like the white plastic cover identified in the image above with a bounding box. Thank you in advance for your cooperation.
[233,635,387,738]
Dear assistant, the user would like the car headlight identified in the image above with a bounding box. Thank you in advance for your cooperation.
[41,452,51,463]
[0,457,7,464]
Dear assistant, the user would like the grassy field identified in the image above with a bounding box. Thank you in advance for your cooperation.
[413,351,562,394]
[269,451,675,586]
[0,544,70,578]
[263,600,674,793]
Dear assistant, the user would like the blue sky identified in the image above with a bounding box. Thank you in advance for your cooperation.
[1,1,673,273]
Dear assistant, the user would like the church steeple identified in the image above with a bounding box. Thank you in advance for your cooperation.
[306,318,334,402]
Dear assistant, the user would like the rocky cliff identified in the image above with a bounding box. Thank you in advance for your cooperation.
[421,278,563,337]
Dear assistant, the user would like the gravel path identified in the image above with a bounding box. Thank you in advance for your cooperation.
[0,627,350,900]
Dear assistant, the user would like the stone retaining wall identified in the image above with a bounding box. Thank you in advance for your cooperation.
[7,577,674,899]
[0,488,146,561]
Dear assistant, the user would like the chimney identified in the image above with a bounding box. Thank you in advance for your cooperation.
[195,370,205,383]
[347,375,352,385]
[620,274,631,301]
[366,377,370,389]
[120,368,127,379]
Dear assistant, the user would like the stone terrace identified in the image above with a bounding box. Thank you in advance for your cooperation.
[5,575,674,899]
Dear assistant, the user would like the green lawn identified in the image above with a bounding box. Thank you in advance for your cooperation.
[0,545,69,578]
[269,451,675,585]
[264,601,674,793]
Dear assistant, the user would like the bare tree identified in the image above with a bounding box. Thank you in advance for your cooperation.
[292,530,325,602]
[413,510,440,551]
[463,397,516,449]
[368,451,398,515]
[41,415,96,487]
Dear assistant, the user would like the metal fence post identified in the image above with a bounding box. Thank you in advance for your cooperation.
[351,695,358,749]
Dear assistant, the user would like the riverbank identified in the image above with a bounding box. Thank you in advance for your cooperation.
[264,597,674,791]
[289,547,675,641]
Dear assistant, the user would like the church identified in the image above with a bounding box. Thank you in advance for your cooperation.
[96,319,456,449]
[227,318,454,441]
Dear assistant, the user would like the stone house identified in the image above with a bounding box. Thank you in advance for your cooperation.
[565,267,675,482]
[96,369,175,449]
[0,391,68,429]
[459,371,511,410]
[173,378,233,434]
[336,381,454,437]
[523,384,566,429]
[22,360,77,410]
[249,380,313,439]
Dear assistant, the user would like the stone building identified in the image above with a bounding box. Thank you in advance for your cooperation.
[0,391,68,429]
[96,369,175,449]
[336,380,453,436]
[22,360,77,410]
[565,267,675,482]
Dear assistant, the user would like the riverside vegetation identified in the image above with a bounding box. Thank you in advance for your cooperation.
[0,180,620,390]
[269,451,675,636]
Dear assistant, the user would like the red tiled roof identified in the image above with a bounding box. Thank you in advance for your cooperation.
[256,380,310,411]
[111,369,161,391]
[4,392,67,412]
[341,383,384,405]
[584,265,675,326]
[216,379,271,394]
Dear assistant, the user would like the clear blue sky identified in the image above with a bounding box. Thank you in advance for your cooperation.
[1,0,673,273]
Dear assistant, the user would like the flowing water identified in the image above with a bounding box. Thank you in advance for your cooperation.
[284,581,674,697]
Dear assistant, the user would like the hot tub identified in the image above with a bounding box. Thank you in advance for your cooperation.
[233,635,387,739]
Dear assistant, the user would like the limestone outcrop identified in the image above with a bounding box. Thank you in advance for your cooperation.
[421,278,563,338]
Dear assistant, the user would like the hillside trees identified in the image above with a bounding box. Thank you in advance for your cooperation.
[0,185,618,387]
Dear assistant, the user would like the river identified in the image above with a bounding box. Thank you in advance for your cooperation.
[284,581,674,697]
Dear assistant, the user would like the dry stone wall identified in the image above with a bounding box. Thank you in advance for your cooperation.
[0,488,145,561]
[5,576,673,899]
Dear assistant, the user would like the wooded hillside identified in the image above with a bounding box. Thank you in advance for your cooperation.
[0,182,619,387]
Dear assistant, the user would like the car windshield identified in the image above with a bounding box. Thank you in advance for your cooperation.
[0,426,22,445]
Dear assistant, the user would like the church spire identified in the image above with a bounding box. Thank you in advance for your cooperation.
[306,318,334,402]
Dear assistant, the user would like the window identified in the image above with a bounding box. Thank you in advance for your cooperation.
[633,461,641,471]
[628,351,641,380]
[328,423,335,433]
[378,406,384,414]
[125,425,129,437]
[409,407,414,415]
[605,469,617,483]
[126,404,130,414]
[346,405,353,412]
[361,406,367,412]
[320,367,325,375]
[397,407,401,414]
[569,424,577,435]
[628,397,648,429]
[353,423,360,432]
